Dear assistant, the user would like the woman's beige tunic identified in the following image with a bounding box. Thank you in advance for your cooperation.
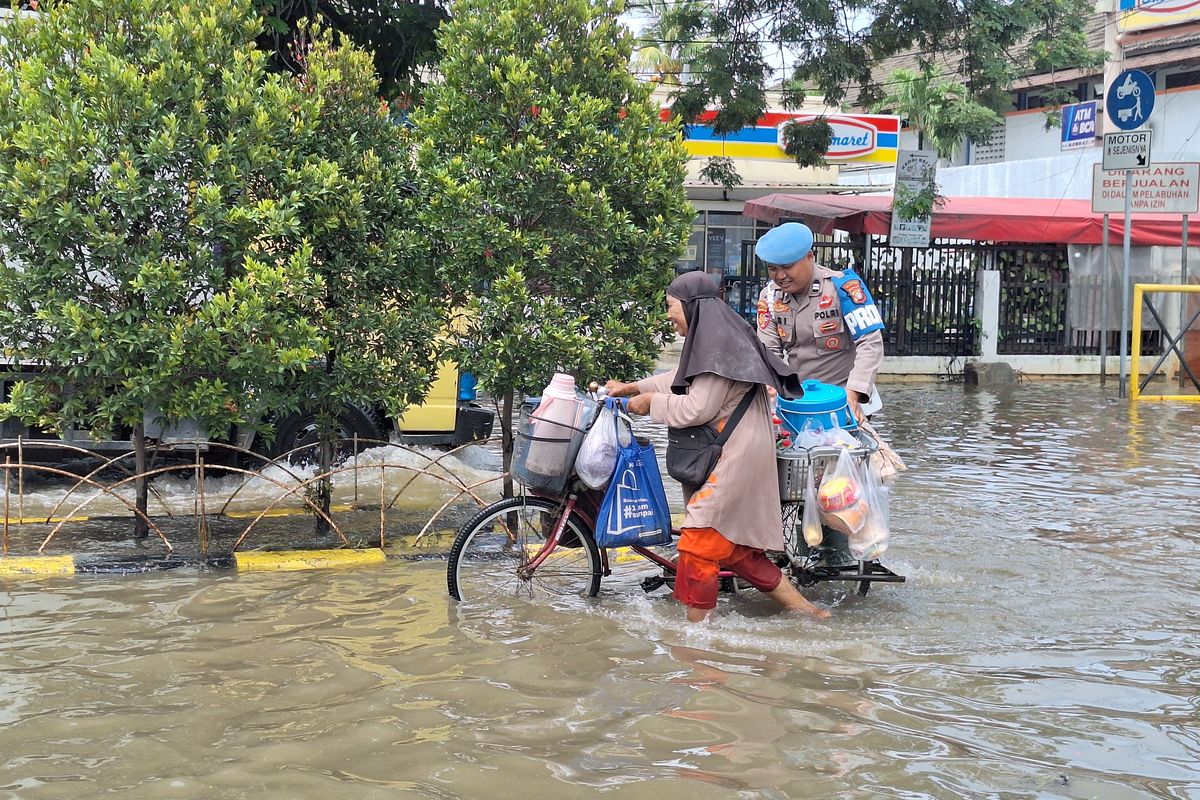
[636,370,784,551]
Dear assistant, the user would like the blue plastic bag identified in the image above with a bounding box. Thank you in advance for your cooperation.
[594,436,673,549]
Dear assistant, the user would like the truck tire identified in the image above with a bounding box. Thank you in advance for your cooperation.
[268,405,387,463]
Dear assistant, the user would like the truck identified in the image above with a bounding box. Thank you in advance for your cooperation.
[0,362,494,464]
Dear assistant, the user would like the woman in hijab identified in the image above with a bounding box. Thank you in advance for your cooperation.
[607,271,830,623]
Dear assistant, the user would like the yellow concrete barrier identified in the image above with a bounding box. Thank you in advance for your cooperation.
[224,504,352,519]
[232,548,387,572]
[0,556,76,576]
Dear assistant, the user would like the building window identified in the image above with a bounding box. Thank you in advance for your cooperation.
[1165,69,1200,90]
[677,211,770,276]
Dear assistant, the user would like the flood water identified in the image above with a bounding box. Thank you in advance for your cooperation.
[1,381,1198,799]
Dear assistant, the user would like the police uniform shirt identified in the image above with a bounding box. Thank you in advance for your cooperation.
[756,264,885,398]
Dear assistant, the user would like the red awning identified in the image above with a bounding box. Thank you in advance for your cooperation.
[741,193,1200,247]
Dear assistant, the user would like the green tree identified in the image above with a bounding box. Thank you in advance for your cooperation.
[668,0,1103,169]
[252,0,448,101]
[412,0,693,493]
[630,0,711,86]
[0,0,437,538]
[874,68,1003,159]
[280,27,445,529]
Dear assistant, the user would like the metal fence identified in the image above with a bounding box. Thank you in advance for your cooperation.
[729,234,1165,359]
[729,238,981,357]
[860,243,980,357]
[995,247,1162,356]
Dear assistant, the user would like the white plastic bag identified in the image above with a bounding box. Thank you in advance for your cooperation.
[801,459,823,547]
[575,405,625,489]
[797,419,827,449]
[849,461,890,561]
[817,447,867,536]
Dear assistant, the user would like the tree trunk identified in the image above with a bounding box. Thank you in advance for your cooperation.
[501,392,514,499]
[133,423,149,540]
[314,428,333,537]
[314,348,337,537]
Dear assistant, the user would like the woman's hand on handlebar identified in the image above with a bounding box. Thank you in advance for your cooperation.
[604,380,638,398]
[625,394,652,416]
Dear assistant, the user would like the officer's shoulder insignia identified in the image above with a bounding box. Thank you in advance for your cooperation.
[808,279,821,296]
[842,279,867,305]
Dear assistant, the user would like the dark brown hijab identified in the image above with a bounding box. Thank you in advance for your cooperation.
[667,271,802,398]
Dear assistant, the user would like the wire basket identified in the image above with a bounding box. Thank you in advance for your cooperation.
[776,430,879,502]
[512,398,601,495]
[777,450,816,503]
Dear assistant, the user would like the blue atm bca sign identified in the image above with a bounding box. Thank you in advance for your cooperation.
[1061,101,1099,149]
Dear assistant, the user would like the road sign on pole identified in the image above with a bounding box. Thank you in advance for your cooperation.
[1104,69,1158,397]
[1091,161,1199,213]
[1106,69,1156,131]
[1102,130,1152,171]
[889,150,938,248]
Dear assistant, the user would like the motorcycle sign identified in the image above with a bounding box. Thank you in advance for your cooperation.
[1106,69,1156,131]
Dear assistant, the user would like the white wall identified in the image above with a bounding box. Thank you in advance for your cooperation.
[999,85,1200,166]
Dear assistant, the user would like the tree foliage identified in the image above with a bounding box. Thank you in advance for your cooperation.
[0,0,442,532]
[282,27,446,520]
[0,0,328,442]
[629,0,712,86]
[411,0,693,480]
[874,67,1003,159]
[666,0,1104,165]
[252,0,448,100]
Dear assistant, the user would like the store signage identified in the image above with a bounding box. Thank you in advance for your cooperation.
[673,110,900,164]
[1091,162,1200,213]
[1117,0,1200,32]
[776,115,891,160]
[1061,100,1099,150]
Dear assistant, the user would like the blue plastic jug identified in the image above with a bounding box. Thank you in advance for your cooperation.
[776,379,857,435]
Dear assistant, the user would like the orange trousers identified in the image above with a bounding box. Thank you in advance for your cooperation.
[673,526,783,610]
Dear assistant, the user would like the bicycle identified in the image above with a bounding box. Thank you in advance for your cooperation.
[446,390,904,604]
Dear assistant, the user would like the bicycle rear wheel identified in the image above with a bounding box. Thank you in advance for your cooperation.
[447,496,602,603]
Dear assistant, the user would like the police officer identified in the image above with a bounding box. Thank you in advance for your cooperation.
[754,222,884,423]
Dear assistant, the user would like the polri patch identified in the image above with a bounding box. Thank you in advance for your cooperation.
[842,279,867,304]
[756,299,771,331]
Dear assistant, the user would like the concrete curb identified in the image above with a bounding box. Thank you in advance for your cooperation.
[0,548,389,578]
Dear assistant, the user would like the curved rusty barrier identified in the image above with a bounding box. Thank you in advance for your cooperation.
[0,435,505,560]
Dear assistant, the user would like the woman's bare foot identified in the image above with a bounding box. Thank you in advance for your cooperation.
[767,581,831,619]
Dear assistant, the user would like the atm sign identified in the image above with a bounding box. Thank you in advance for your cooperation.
[1062,101,1099,150]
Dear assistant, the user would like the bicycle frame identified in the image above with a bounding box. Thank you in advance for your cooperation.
[529,490,732,580]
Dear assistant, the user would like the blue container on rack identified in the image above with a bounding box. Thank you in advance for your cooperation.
[776,379,857,435]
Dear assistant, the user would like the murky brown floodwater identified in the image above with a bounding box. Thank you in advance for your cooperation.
[1,381,1198,799]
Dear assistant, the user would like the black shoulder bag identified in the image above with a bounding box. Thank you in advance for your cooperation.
[665,387,759,492]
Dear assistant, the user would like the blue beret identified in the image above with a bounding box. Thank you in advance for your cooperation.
[755,222,813,265]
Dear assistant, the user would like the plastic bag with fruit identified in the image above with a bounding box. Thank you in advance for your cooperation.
[801,461,823,547]
[816,447,868,537]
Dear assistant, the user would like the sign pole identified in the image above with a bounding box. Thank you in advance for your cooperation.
[1101,213,1110,387]
[1182,214,1190,388]
[1120,168,1133,398]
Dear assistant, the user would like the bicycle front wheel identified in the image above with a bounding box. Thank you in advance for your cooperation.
[447,496,602,603]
